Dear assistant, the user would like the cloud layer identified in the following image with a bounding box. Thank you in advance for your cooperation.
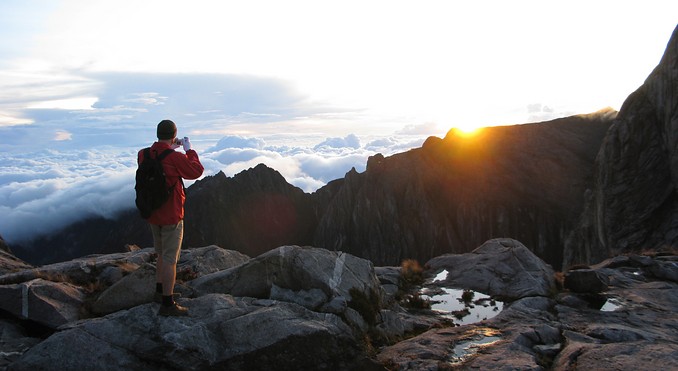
[0,132,430,244]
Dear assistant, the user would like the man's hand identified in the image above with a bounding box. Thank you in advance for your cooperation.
[182,137,192,151]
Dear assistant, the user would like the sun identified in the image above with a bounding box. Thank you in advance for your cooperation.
[451,124,483,137]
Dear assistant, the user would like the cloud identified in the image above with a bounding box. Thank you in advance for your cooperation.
[54,130,72,141]
[0,65,436,244]
[206,135,267,152]
[0,71,329,151]
[526,103,570,123]
[0,130,434,244]
[313,134,361,150]
[0,148,138,243]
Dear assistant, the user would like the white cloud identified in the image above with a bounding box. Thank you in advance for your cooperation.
[0,133,431,243]
[313,134,361,150]
[0,149,138,242]
[54,130,72,141]
[206,135,267,152]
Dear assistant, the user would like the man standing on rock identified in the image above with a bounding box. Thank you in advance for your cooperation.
[137,119,204,316]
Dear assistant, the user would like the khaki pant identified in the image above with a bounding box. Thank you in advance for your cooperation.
[150,221,184,264]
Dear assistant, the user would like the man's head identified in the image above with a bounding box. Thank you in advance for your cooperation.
[157,119,177,140]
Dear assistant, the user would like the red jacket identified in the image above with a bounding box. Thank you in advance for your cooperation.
[137,142,204,225]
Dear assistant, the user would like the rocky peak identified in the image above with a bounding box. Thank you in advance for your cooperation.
[313,112,613,268]
[183,164,317,257]
[564,25,678,267]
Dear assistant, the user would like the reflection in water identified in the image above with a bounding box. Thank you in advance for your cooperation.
[447,328,502,366]
[421,287,504,325]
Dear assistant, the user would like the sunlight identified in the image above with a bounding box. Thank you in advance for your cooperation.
[451,124,483,137]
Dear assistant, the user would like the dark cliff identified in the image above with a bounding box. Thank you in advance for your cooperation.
[564,25,678,267]
[313,112,613,267]
[182,164,316,257]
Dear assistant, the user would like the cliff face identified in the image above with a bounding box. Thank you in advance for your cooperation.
[564,25,678,268]
[313,113,613,267]
[182,164,316,257]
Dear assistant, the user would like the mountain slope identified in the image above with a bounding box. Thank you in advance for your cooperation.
[564,25,678,267]
[313,112,613,267]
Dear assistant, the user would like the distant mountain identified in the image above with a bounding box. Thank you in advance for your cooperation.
[12,111,613,268]
[564,25,678,267]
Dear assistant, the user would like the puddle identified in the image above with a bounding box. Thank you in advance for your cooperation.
[600,297,622,312]
[447,328,502,366]
[421,287,504,325]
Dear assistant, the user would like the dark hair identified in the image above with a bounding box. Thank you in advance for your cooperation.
[157,120,177,140]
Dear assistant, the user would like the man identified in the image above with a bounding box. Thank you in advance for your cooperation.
[138,119,204,316]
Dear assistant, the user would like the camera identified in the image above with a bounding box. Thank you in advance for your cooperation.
[174,137,184,146]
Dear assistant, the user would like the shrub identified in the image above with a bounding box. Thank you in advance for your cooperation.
[400,259,424,287]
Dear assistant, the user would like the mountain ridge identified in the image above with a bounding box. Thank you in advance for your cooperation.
[11,110,614,269]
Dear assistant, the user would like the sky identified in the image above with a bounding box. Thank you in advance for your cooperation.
[0,0,676,244]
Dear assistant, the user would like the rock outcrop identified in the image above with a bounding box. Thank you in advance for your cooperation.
[425,238,556,300]
[0,245,413,370]
[0,234,32,275]
[0,249,32,276]
[565,25,678,267]
[2,240,677,370]
[190,245,383,321]
[378,251,678,370]
[9,295,375,371]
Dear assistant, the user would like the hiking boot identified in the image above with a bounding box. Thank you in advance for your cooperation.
[158,303,189,317]
[154,292,181,304]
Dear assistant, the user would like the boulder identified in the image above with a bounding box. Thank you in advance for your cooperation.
[564,269,610,293]
[90,246,251,315]
[10,294,378,371]
[190,246,384,317]
[177,245,250,276]
[0,279,84,329]
[0,248,155,286]
[0,318,42,368]
[425,238,556,300]
[90,263,156,315]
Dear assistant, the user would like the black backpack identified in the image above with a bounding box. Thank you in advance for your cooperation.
[135,148,175,219]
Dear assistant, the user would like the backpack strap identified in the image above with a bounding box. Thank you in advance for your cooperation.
[157,148,175,161]
[155,148,183,190]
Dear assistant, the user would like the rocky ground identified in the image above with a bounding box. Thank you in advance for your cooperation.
[1,239,677,370]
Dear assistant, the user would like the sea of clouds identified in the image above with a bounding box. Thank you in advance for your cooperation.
[0,132,429,244]
[0,71,491,245]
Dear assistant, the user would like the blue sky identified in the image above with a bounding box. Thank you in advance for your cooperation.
[0,0,676,244]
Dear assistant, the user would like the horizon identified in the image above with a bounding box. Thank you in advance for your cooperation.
[1,1,677,244]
